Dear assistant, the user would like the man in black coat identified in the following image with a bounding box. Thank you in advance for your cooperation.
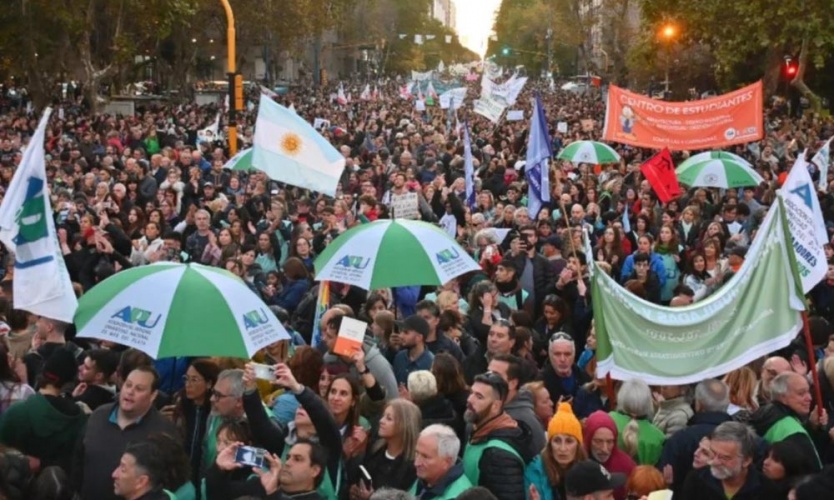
[658,379,733,495]
[514,225,557,316]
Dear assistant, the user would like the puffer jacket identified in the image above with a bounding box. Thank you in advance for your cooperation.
[653,397,694,438]
[466,413,536,500]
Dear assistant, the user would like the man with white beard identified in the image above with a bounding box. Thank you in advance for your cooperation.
[678,422,778,500]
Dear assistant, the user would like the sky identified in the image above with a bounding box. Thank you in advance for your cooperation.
[454,0,502,58]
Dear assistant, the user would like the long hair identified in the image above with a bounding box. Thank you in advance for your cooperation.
[288,346,324,395]
[372,399,422,461]
[542,435,587,487]
[327,374,362,432]
[431,353,468,396]
[655,223,680,253]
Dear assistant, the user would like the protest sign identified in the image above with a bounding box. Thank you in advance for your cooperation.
[557,122,568,134]
[507,110,524,121]
[474,95,507,124]
[603,82,763,150]
[390,192,419,219]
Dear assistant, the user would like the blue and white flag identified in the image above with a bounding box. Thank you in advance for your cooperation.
[253,97,346,197]
[463,122,476,209]
[622,201,632,234]
[813,136,832,192]
[0,108,77,322]
[525,94,552,219]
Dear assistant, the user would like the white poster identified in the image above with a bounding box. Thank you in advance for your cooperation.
[473,95,507,124]
[507,110,524,121]
[390,192,420,219]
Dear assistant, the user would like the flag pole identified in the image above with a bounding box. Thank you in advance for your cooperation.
[560,198,579,260]
[801,311,825,417]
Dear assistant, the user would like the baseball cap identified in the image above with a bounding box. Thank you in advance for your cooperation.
[565,461,626,497]
[396,315,430,338]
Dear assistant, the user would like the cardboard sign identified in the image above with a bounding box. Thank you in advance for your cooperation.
[390,192,420,219]
[557,122,568,134]
[333,316,368,357]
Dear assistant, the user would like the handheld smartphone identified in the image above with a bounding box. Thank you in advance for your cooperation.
[358,465,373,488]
[252,362,277,382]
[235,446,267,469]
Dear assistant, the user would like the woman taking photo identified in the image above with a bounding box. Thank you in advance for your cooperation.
[525,402,587,500]
[347,399,422,499]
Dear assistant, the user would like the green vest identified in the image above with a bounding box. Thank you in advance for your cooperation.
[462,438,523,486]
[764,415,822,467]
[410,476,471,500]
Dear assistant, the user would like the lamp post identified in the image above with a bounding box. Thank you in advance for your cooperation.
[219,0,242,155]
[659,23,677,96]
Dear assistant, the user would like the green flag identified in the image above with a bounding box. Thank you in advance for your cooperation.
[591,201,805,384]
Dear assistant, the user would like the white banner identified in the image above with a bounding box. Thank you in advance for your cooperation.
[440,88,468,110]
[473,95,507,124]
[779,156,828,293]
[411,70,434,81]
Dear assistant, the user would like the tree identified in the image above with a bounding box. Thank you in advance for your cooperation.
[639,0,834,108]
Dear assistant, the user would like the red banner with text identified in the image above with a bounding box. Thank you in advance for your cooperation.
[603,82,763,151]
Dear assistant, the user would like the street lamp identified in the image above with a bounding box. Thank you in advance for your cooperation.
[659,23,678,96]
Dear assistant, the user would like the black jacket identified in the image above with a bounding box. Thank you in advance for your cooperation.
[512,252,557,315]
[679,466,779,500]
[749,401,823,471]
[462,346,489,386]
[468,416,536,500]
[657,411,732,495]
[539,363,591,406]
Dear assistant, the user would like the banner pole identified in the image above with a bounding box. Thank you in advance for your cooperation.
[801,311,825,417]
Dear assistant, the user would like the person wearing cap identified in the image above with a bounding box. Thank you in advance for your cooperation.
[494,257,534,316]
[679,421,779,500]
[525,402,587,500]
[392,315,435,386]
[727,245,747,273]
[542,234,567,276]
[462,372,534,499]
[582,411,636,500]
[0,349,88,473]
[563,460,626,500]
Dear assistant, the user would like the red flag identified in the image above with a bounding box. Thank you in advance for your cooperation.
[640,148,681,203]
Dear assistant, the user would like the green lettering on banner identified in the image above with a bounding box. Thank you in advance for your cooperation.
[591,201,805,385]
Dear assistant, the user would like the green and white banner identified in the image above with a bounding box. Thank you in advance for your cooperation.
[591,202,805,384]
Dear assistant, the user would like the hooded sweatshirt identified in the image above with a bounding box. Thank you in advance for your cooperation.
[0,393,87,472]
[504,389,546,456]
[583,411,636,500]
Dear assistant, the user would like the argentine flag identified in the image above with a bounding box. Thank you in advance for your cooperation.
[253,98,346,197]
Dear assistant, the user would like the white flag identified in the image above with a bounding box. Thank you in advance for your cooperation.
[360,84,371,101]
[813,136,832,191]
[779,154,828,293]
[197,114,220,145]
[0,108,78,322]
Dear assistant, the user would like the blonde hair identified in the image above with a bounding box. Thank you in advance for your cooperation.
[723,367,759,411]
[408,370,438,404]
[373,399,422,461]
[436,291,459,311]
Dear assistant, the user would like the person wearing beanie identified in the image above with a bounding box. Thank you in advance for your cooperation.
[524,402,587,500]
[0,348,87,474]
[582,411,636,500]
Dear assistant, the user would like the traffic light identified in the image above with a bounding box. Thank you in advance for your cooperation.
[501,46,510,56]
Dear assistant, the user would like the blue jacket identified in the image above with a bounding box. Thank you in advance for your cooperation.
[272,279,310,311]
[154,357,192,394]
[620,251,667,289]
[524,455,559,500]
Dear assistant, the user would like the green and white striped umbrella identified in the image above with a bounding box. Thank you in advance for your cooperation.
[557,140,621,164]
[676,154,763,188]
[314,219,481,289]
[74,262,289,359]
[223,147,254,170]
[677,150,752,171]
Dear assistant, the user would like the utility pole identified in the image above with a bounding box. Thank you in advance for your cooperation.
[219,0,242,155]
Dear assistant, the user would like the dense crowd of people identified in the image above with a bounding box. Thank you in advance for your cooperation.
[0,73,831,500]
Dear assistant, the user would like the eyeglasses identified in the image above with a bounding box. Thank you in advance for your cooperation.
[210,389,233,400]
[494,318,512,328]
